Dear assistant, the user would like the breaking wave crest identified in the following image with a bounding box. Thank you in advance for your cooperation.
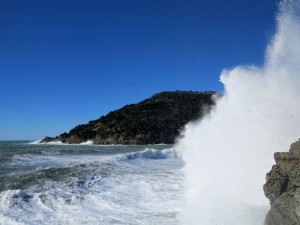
[124,148,180,160]
[29,140,94,146]
[0,145,183,225]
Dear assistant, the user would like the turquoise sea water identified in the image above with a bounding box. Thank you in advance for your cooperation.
[0,141,184,225]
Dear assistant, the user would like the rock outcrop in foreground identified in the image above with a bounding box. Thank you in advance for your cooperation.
[41,91,217,145]
[264,139,300,225]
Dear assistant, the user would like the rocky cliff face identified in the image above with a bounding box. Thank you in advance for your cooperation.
[264,139,300,225]
[41,91,217,145]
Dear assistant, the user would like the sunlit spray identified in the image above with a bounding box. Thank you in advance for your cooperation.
[178,0,300,224]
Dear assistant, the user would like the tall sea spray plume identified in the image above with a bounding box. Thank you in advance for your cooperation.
[178,0,300,224]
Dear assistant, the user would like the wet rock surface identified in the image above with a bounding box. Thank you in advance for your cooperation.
[264,139,300,225]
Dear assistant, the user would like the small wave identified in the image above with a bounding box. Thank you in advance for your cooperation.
[125,148,180,160]
[79,140,94,145]
[28,140,94,146]
[28,140,42,144]
[28,140,66,145]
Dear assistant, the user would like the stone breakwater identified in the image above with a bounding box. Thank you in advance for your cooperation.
[264,139,300,225]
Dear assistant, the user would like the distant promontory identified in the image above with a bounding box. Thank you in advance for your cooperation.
[41,91,217,145]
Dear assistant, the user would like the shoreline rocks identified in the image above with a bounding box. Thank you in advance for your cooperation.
[264,139,300,225]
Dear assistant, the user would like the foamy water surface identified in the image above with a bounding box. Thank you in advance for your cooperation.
[0,141,184,225]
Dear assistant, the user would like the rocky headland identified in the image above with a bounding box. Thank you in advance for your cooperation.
[41,91,217,145]
[264,139,300,225]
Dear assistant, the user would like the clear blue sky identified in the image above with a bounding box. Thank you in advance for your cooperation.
[0,0,277,140]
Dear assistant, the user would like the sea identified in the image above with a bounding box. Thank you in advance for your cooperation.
[0,141,184,225]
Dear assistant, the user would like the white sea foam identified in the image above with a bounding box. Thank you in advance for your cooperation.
[178,0,300,224]
[79,140,94,145]
[29,140,94,146]
[28,140,42,144]
[0,147,183,225]
[124,148,180,160]
[29,140,66,145]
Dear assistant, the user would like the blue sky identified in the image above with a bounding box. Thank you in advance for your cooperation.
[0,0,277,140]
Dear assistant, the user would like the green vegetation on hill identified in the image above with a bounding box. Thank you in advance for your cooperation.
[41,91,217,144]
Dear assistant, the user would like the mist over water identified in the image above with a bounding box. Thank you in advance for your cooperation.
[178,0,300,224]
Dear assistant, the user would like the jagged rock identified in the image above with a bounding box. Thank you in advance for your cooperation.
[264,139,300,225]
[41,91,217,145]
